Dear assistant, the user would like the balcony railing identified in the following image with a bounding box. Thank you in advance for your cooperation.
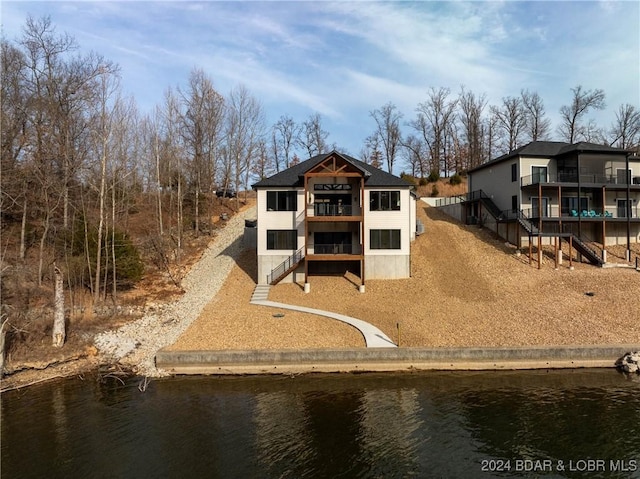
[521,206,638,219]
[312,204,355,216]
[521,173,640,187]
[311,243,362,255]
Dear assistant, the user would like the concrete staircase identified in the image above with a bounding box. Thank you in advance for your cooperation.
[250,284,271,303]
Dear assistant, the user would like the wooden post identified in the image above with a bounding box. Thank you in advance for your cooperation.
[569,236,574,269]
[554,236,559,269]
[537,235,542,269]
[528,237,533,265]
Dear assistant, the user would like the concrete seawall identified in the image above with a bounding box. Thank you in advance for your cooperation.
[155,345,640,375]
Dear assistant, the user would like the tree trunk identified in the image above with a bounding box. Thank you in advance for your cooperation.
[52,265,65,348]
[0,319,8,378]
[19,196,27,261]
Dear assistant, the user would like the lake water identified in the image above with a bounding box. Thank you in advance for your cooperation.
[2,369,639,478]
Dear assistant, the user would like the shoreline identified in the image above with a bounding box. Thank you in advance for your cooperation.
[2,344,637,392]
[155,344,639,376]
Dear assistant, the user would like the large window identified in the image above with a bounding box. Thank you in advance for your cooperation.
[370,191,400,211]
[266,191,297,211]
[267,230,297,250]
[370,229,401,249]
[511,163,518,182]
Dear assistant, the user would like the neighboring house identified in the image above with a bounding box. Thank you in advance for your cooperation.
[462,141,639,264]
[252,151,417,291]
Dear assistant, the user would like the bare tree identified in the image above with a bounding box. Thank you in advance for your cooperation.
[179,68,225,236]
[609,104,640,149]
[252,139,274,180]
[360,134,383,169]
[521,89,551,142]
[558,85,606,143]
[299,113,329,158]
[224,84,265,210]
[401,134,428,178]
[410,87,458,177]
[272,115,300,171]
[370,102,403,174]
[458,86,487,170]
[491,96,526,153]
[90,67,121,303]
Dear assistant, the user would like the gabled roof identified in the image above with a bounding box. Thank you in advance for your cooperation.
[252,151,412,188]
[468,141,633,174]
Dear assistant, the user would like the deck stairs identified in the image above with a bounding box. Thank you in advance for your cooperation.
[463,189,603,267]
[563,236,604,267]
[267,247,305,285]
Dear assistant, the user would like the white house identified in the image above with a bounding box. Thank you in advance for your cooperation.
[252,151,417,292]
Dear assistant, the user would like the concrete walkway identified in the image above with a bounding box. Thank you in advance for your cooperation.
[250,285,397,348]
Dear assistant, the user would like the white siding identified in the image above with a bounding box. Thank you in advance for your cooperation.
[256,188,305,257]
[364,189,412,255]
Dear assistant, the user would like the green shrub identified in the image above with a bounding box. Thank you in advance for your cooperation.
[419,177,428,186]
[431,185,440,197]
[449,173,463,185]
[427,171,440,183]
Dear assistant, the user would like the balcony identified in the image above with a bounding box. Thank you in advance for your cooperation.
[521,206,639,220]
[521,173,639,187]
[307,203,362,221]
[309,243,362,255]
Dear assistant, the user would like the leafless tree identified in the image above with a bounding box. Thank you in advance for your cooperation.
[457,86,487,170]
[360,134,383,169]
[224,84,265,210]
[410,87,458,177]
[521,89,551,142]
[609,104,640,150]
[491,96,526,153]
[179,68,225,236]
[271,115,300,171]
[370,102,403,174]
[401,134,428,178]
[558,85,606,143]
[299,113,329,158]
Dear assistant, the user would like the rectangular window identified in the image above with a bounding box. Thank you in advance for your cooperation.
[370,191,400,211]
[511,163,518,182]
[267,230,297,250]
[370,229,401,249]
[266,191,297,211]
[511,195,518,212]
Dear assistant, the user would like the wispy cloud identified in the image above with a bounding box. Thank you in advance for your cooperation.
[2,0,638,154]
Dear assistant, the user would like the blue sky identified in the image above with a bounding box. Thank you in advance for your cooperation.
[2,1,639,157]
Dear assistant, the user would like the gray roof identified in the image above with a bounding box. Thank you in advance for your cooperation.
[252,151,413,189]
[468,141,633,174]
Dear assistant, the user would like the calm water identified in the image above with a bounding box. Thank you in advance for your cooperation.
[2,369,639,479]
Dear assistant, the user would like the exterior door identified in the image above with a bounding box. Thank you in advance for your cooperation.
[532,166,548,183]
[617,199,631,218]
[314,232,352,254]
[531,197,549,217]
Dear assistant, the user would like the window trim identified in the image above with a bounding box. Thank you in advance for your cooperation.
[370,191,401,211]
[266,230,298,250]
[370,229,401,249]
[266,191,297,212]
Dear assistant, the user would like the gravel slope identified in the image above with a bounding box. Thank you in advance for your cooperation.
[94,206,258,376]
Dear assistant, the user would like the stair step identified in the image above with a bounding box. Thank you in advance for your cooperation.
[251,285,271,302]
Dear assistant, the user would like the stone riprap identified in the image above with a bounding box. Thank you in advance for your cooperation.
[94,206,256,376]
